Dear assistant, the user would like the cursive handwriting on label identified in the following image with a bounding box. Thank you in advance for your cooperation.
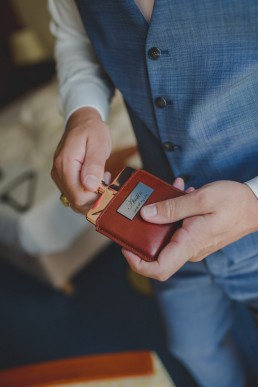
[117,182,154,220]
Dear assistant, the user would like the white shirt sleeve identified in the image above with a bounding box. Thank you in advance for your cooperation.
[245,177,258,198]
[48,0,114,124]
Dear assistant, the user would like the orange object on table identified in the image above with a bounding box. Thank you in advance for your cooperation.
[0,351,153,387]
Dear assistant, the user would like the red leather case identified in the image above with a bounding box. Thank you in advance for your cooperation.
[96,170,185,262]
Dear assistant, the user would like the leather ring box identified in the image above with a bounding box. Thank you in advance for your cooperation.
[86,168,185,262]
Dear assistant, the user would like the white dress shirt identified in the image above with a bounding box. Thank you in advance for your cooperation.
[47,0,258,197]
[48,0,113,123]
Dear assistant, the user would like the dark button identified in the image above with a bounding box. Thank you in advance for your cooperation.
[148,47,161,60]
[155,97,167,108]
[163,142,179,152]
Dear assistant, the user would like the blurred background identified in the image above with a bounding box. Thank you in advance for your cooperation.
[0,0,54,108]
[0,1,258,387]
[0,1,197,386]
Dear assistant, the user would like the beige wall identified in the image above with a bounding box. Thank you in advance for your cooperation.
[10,0,54,58]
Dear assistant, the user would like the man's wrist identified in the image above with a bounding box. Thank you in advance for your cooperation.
[65,107,103,131]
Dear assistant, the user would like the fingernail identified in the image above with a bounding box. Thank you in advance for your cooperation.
[142,205,157,218]
[103,171,112,185]
[83,175,99,191]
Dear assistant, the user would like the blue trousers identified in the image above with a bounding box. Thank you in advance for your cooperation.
[154,249,258,387]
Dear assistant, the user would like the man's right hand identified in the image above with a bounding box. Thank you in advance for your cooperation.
[51,107,112,214]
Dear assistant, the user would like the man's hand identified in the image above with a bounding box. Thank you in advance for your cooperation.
[122,180,258,281]
[51,107,112,213]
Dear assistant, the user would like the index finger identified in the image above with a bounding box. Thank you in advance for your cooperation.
[55,158,98,212]
[80,123,112,192]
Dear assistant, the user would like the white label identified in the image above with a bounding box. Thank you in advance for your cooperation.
[117,182,154,220]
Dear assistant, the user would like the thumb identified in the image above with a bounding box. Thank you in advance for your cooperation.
[140,189,206,224]
[81,134,111,192]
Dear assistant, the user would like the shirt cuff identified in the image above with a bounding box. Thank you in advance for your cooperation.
[61,82,112,126]
[245,177,258,198]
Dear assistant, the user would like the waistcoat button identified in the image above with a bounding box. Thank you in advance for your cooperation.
[155,97,167,108]
[163,142,179,152]
[148,47,161,60]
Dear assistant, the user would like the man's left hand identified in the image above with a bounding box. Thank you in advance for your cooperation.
[122,180,258,281]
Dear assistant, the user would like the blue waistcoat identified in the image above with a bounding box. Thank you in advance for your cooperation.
[75,0,258,262]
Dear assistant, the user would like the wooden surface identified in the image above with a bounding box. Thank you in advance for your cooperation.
[0,351,153,387]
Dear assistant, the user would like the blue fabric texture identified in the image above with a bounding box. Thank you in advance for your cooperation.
[74,1,258,385]
[75,0,258,260]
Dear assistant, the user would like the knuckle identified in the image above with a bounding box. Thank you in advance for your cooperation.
[157,274,169,282]
[156,269,170,282]
[162,200,176,220]
[53,155,62,171]
[86,162,103,172]
[130,263,139,274]
[183,217,195,231]
[73,197,85,209]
